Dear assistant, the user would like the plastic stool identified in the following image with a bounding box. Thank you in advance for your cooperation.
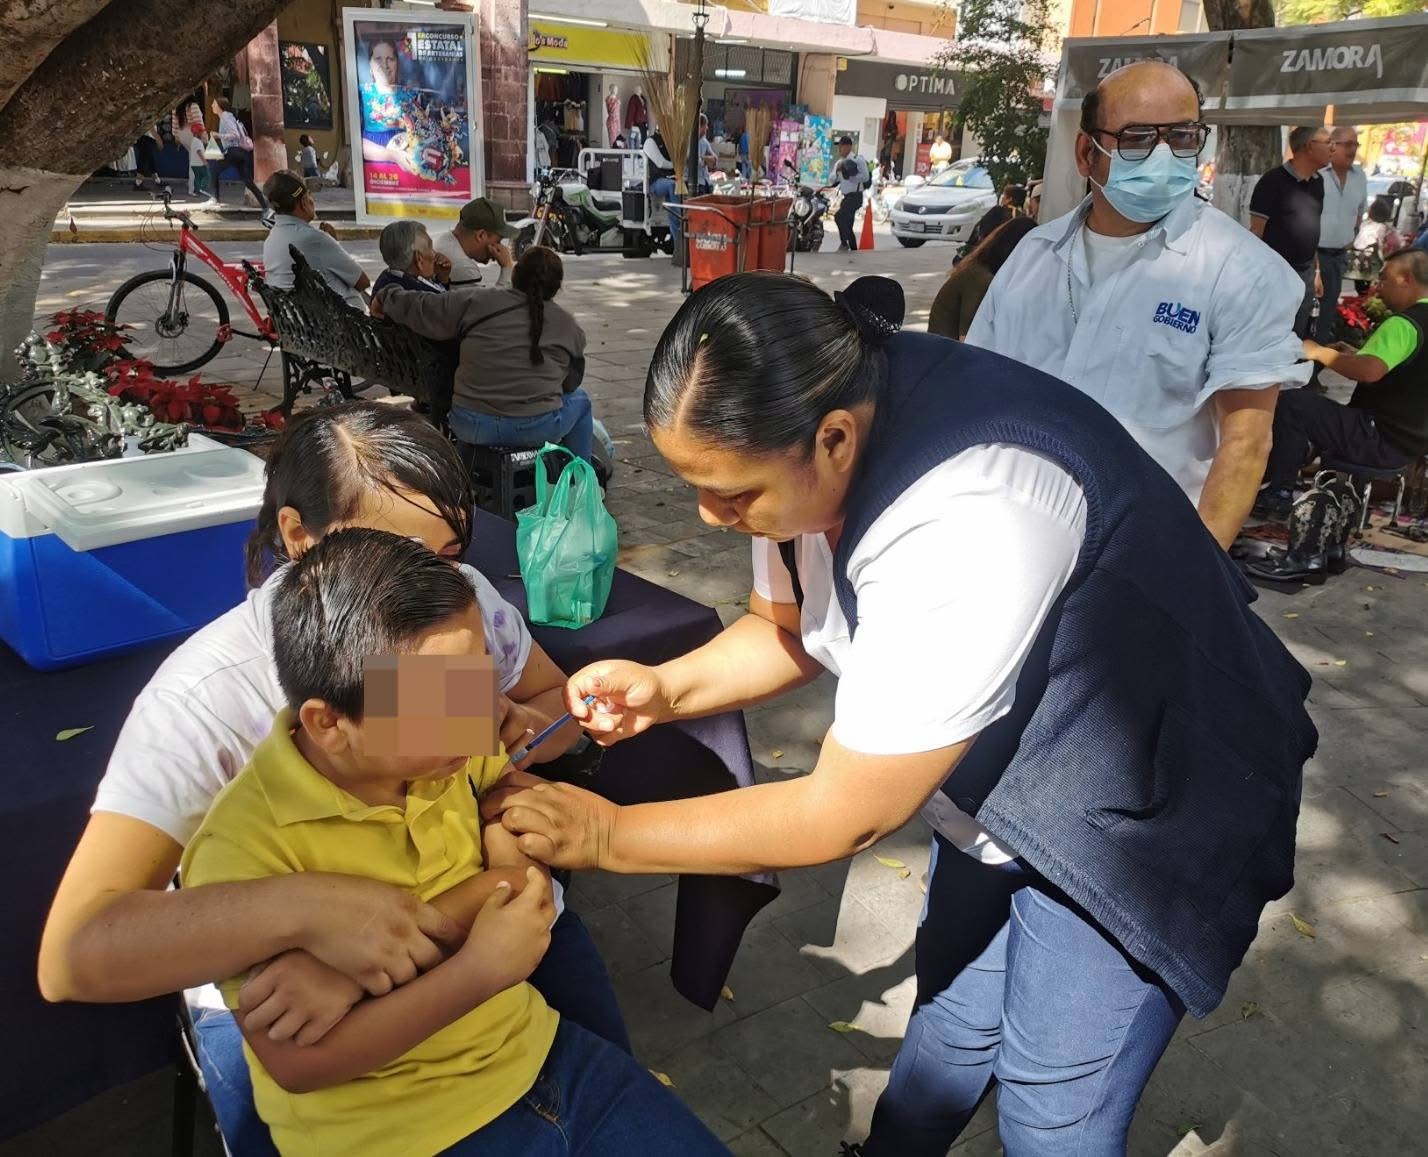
[1321,460,1408,531]
[457,443,564,521]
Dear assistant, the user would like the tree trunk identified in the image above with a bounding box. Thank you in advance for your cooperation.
[1203,0,1280,226]
[0,0,288,378]
[0,167,86,380]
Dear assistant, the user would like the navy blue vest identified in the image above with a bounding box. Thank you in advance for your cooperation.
[833,333,1317,1019]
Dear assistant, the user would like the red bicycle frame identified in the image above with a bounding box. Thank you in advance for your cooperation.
[172,219,277,347]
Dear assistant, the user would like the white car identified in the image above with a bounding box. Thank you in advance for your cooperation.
[889,160,997,248]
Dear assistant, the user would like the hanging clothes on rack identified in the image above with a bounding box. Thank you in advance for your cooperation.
[626,91,648,133]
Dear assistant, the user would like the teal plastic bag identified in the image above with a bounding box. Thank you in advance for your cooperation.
[516,444,618,629]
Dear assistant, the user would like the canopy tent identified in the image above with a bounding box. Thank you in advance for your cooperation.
[1041,13,1428,222]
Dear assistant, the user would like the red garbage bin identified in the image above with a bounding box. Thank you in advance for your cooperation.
[749,196,793,272]
[683,196,755,291]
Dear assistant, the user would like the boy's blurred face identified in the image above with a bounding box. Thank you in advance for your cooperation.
[308,606,501,782]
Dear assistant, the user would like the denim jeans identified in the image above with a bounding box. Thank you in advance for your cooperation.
[448,388,594,462]
[863,838,1185,1157]
[193,909,629,1156]
[1315,248,1349,344]
[440,1019,727,1155]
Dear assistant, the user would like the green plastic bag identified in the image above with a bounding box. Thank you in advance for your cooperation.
[516,444,618,628]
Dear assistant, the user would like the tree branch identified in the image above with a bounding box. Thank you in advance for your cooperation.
[0,1,112,115]
[0,0,287,173]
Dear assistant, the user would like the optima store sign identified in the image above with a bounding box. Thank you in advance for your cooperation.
[836,59,964,110]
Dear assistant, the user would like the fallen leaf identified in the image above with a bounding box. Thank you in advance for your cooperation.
[1283,612,1299,619]
[1290,914,1317,939]
[1373,790,1390,798]
[1333,660,1348,667]
[874,855,907,870]
[1365,631,1375,637]
[1382,832,1401,845]
[720,985,734,1002]
[649,1069,675,1088]
[55,727,93,741]
[1240,1001,1259,1020]
[827,1020,862,1034]
[770,749,784,759]
[666,569,681,577]
[898,868,912,879]
[1366,585,1375,591]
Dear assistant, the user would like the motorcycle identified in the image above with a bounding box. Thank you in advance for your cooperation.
[514,168,623,258]
[788,185,828,253]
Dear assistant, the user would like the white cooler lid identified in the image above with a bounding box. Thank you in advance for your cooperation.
[16,445,266,552]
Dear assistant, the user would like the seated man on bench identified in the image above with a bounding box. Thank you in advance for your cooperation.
[1256,248,1428,517]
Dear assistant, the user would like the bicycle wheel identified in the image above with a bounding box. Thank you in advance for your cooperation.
[872,198,890,225]
[106,269,229,376]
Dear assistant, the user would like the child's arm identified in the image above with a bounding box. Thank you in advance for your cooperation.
[239,868,552,1094]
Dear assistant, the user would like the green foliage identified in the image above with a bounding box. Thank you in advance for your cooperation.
[1276,0,1425,24]
[936,0,1054,189]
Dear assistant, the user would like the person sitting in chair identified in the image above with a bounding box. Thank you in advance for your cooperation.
[372,246,594,462]
[261,170,370,310]
[372,220,453,296]
[1255,248,1428,520]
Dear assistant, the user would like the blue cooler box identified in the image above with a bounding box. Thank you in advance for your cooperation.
[0,440,265,671]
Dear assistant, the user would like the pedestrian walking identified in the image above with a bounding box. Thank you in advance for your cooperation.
[1314,126,1368,343]
[826,135,871,252]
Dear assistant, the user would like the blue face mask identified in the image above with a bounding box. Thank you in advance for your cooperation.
[1090,140,1198,223]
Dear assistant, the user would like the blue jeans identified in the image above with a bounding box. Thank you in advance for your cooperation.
[448,389,593,462]
[863,838,1185,1156]
[440,1019,726,1154]
[194,909,629,1156]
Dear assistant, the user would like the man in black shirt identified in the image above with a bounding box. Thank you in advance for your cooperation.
[1250,125,1331,337]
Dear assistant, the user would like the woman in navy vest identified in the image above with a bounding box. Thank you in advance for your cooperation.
[491,274,1317,1155]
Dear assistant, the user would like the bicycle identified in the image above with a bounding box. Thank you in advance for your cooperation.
[105,190,278,377]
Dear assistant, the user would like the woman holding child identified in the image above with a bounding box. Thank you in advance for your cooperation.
[491,274,1319,1155]
[38,405,689,1154]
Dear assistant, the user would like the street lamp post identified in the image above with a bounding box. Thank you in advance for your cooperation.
[687,0,709,197]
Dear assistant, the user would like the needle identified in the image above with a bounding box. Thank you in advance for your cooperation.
[508,695,598,764]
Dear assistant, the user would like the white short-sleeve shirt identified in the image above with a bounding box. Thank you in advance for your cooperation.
[752,444,1087,864]
[967,194,1313,505]
[93,563,532,847]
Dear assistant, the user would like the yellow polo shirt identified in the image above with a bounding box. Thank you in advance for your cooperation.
[180,712,558,1157]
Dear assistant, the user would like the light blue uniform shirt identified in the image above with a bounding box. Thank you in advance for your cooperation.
[967,194,1312,503]
[834,153,870,195]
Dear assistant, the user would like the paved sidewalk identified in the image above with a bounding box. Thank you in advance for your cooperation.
[8,240,1427,1157]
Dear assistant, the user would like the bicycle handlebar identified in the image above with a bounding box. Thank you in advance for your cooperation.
[159,188,196,230]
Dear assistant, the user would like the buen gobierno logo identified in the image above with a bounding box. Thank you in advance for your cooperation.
[1280,42,1384,81]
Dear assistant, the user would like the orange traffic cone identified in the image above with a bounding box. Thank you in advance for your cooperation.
[859,193,875,251]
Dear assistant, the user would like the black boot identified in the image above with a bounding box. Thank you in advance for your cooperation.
[1317,471,1360,574]
[1245,484,1342,584]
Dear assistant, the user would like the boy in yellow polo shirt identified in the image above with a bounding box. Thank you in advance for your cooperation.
[181,529,726,1157]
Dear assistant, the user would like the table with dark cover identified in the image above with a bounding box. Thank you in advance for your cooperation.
[0,506,775,1139]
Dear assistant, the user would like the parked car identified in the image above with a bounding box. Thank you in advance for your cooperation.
[889,159,997,248]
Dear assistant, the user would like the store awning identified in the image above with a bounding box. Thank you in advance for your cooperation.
[1052,13,1428,125]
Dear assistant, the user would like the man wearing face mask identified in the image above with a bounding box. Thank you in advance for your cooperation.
[968,61,1310,550]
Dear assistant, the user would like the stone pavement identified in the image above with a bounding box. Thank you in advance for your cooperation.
[9,238,1428,1157]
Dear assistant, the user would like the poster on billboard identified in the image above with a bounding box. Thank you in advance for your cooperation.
[341,7,482,225]
[280,42,334,130]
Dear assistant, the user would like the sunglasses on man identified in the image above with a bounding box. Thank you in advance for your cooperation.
[1084,121,1210,162]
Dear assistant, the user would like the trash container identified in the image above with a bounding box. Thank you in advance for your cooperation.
[683,195,756,291]
[749,196,793,273]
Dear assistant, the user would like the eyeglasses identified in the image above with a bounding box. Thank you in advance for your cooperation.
[1086,121,1209,162]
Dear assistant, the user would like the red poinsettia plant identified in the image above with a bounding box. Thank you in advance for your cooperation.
[105,360,244,429]
[45,310,245,431]
[1335,292,1390,348]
